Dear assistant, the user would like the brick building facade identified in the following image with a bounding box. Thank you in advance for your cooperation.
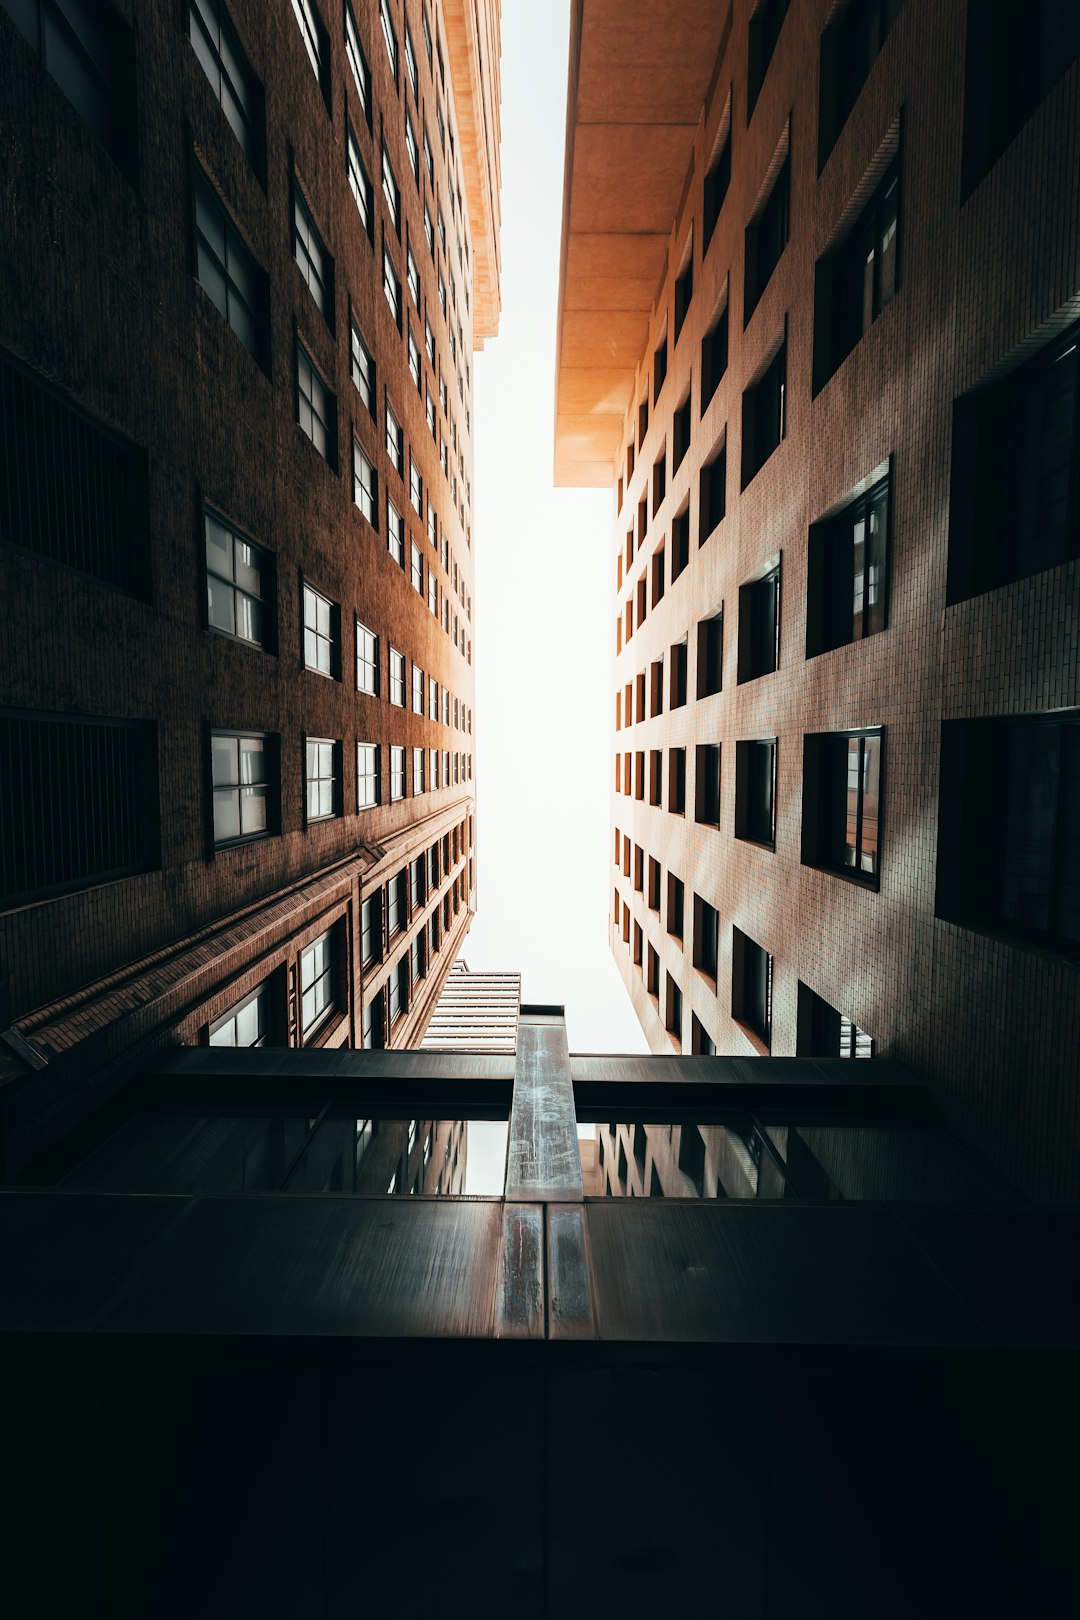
[555,0,1080,1201]
[0,0,502,1176]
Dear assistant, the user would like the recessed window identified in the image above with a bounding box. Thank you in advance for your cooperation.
[737,563,780,681]
[695,744,721,826]
[703,108,731,253]
[349,316,375,413]
[357,742,380,808]
[732,926,773,1050]
[652,447,666,516]
[650,658,664,718]
[936,713,1080,952]
[807,474,889,655]
[412,746,426,793]
[390,745,405,801]
[665,975,683,1046]
[741,334,786,487]
[386,498,404,566]
[300,928,337,1041]
[701,301,729,413]
[382,244,401,328]
[404,21,418,96]
[947,327,1079,603]
[361,891,382,966]
[205,509,271,648]
[385,400,403,474]
[389,647,405,706]
[693,895,719,983]
[347,125,374,239]
[692,1014,717,1056]
[194,167,268,368]
[638,394,649,449]
[648,857,661,913]
[748,0,791,120]
[797,981,875,1058]
[293,186,333,323]
[354,621,378,696]
[696,611,723,697]
[649,749,662,806]
[814,155,899,391]
[669,641,688,709]
[651,546,665,608]
[305,737,341,820]
[190,0,264,175]
[634,844,644,893]
[674,237,693,345]
[291,0,330,100]
[647,944,660,998]
[296,341,336,463]
[410,541,423,594]
[302,582,339,677]
[7,0,137,179]
[653,334,668,402]
[344,1,371,120]
[381,143,400,233]
[0,712,159,905]
[209,981,271,1048]
[666,873,685,942]
[672,393,691,474]
[744,148,789,324]
[735,738,777,847]
[379,0,398,79]
[634,750,645,801]
[352,440,377,524]
[802,729,882,882]
[961,0,1080,197]
[387,868,407,936]
[212,730,274,846]
[667,747,686,815]
[411,662,424,713]
[818,0,904,166]
[671,508,690,582]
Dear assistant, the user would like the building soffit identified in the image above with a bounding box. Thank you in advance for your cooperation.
[443,0,503,346]
[553,0,728,486]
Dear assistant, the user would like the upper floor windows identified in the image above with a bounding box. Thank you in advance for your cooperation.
[194,167,268,369]
[357,742,380,808]
[302,581,339,677]
[748,0,790,120]
[190,0,264,176]
[353,440,376,524]
[356,620,378,695]
[300,928,337,1039]
[695,744,722,826]
[383,244,402,328]
[738,562,780,681]
[701,298,729,413]
[819,0,904,166]
[293,186,333,324]
[947,328,1079,603]
[390,744,406,800]
[807,474,889,655]
[379,0,398,82]
[797,982,875,1059]
[937,713,1080,954]
[6,0,137,181]
[404,21,418,97]
[305,737,342,821]
[212,730,274,847]
[205,509,272,648]
[703,116,731,254]
[744,145,789,324]
[405,111,419,184]
[387,497,404,566]
[209,982,271,1049]
[349,315,375,415]
[732,926,773,1051]
[344,0,370,120]
[735,737,777,848]
[802,729,882,883]
[389,646,406,706]
[296,340,336,464]
[699,436,727,543]
[741,332,786,486]
[382,143,400,233]
[961,0,1080,197]
[347,124,374,241]
[814,154,899,391]
[291,0,330,107]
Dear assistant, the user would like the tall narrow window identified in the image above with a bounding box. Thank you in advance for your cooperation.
[205,509,271,648]
[699,439,726,543]
[735,738,777,847]
[695,744,721,826]
[389,647,405,705]
[349,316,375,415]
[819,0,904,165]
[807,475,889,655]
[381,143,400,233]
[390,745,405,800]
[385,400,404,474]
[194,168,268,367]
[347,124,374,240]
[737,564,780,681]
[693,896,719,983]
[189,0,263,173]
[293,188,333,321]
[802,729,882,882]
[748,0,791,119]
[291,0,330,105]
[300,929,336,1040]
[212,730,273,846]
[357,742,379,807]
[296,341,335,463]
[386,498,404,566]
[344,0,370,119]
[744,151,790,323]
[741,335,786,486]
[383,245,401,329]
[5,0,137,179]
[701,302,729,412]
[703,118,731,252]
[361,892,382,966]
[817,154,899,390]
[302,582,338,677]
[356,622,378,695]
[697,612,723,697]
[732,926,772,1049]
[380,0,398,81]
[352,441,376,524]
[305,738,341,820]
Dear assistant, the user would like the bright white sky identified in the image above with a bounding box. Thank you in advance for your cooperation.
[463,0,649,1055]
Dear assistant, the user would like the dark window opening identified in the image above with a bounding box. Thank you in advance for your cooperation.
[672,395,692,473]
[703,123,732,253]
[797,981,875,1058]
[667,873,685,942]
[653,336,668,402]
[697,612,723,697]
[701,304,729,412]
[671,508,690,581]
[674,253,693,346]
[818,0,904,168]
[693,895,719,982]
[961,0,1080,197]
[744,154,790,324]
[748,0,791,120]
[732,926,772,1048]
[695,744,721,826]
[807,474,889,655]
[669,641,688,709]
[699,440,726,544]
[668,747,686,815]
[735,738,777,847]
[802,729,882,883]
[737,564,780,681]
[6,0,138,180]
[814,154,899,392]
[741,336,786,486]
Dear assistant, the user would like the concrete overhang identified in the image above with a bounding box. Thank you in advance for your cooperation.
[553,0,728,485]
[444,0,503,347]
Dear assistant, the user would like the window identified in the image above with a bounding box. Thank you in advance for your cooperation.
[649,750,662,807]
[362,990,385,1049]
[693,895,719,983]
[666,873,685,942]
[379,0,397,80]
[668,748,686,815]
[381,143,400,232]
[305,738,340,820]
[748,0,791,119]
[6,0,137,179]
[649,658,664,719]
[741,335,786,486]
[357,742,379,808]
[409,456,423,515]
[349,316,375,413]
[703,117,731,253]
[674,243,693,345]
[406,244,420,310]
[744,151,789,323]
[205,509,271,648]
[355,620,378,696]
[814,156,899,390]
[802,729,882,882]
[389,956,409,1026]
[665,976,683,1046]
[194,168,268,367]
[388,869,407,935]
[410,541,423,594]
[807,475,889,655]
[428,571,437,614]
[424,200,434,253]
[735,738,777,847]
[961,0,1080,197]
[737,563,780,681]
[691,617,723,706]
[672,395,691,473]
[383,245,401,328]
[701,302,729,412]
[361,891,382,966]
[819,0,904,165]
[189,0,263,173]
[647,944,660,998]
[404,21,417,95]
[385,400,404,473]
[699,440,726,543]
[668,641,688,709]
[695,744,721,826]
[0,712,159,905]
[651,547,665,609]
[426,389,437,437]
[302,582,338,677]
[296,341,335,463]
[797,982,875,1058]
[405,112,419,183]
[390,745,405,800]
[212,730,273,846]
[670,509,690,582]
[209,982,270,1048]
[389,647,405,705]
[692,1015,717,1056]
[654,334,668,401]
[386,497,404,565]
[638,394,649,449]
[293,186,333,322]
[344,0,370,117]
[352,440,377,524]
[428,676,439,720]
[412,747,426,793]
[732,926,772,1049]
[937,714,1080,951]
[300,929,336,1040]
[347,124,374,239]
[411,662,424,713]
[947,328,1079,603]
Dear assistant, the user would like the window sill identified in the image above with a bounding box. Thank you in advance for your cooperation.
[805,858,879,893]
[735,833,775,852]
[734,1019,770,1057]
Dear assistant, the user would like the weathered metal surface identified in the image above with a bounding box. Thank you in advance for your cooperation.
[547,1203,596,1340]
[505,1014,583,1202]
[494,1202,545,1338]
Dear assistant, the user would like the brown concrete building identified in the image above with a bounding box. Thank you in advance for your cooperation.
[555,0,1080,1202]
[0,0,502,1178]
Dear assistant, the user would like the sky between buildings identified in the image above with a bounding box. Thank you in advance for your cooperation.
[464,1,649,1056]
